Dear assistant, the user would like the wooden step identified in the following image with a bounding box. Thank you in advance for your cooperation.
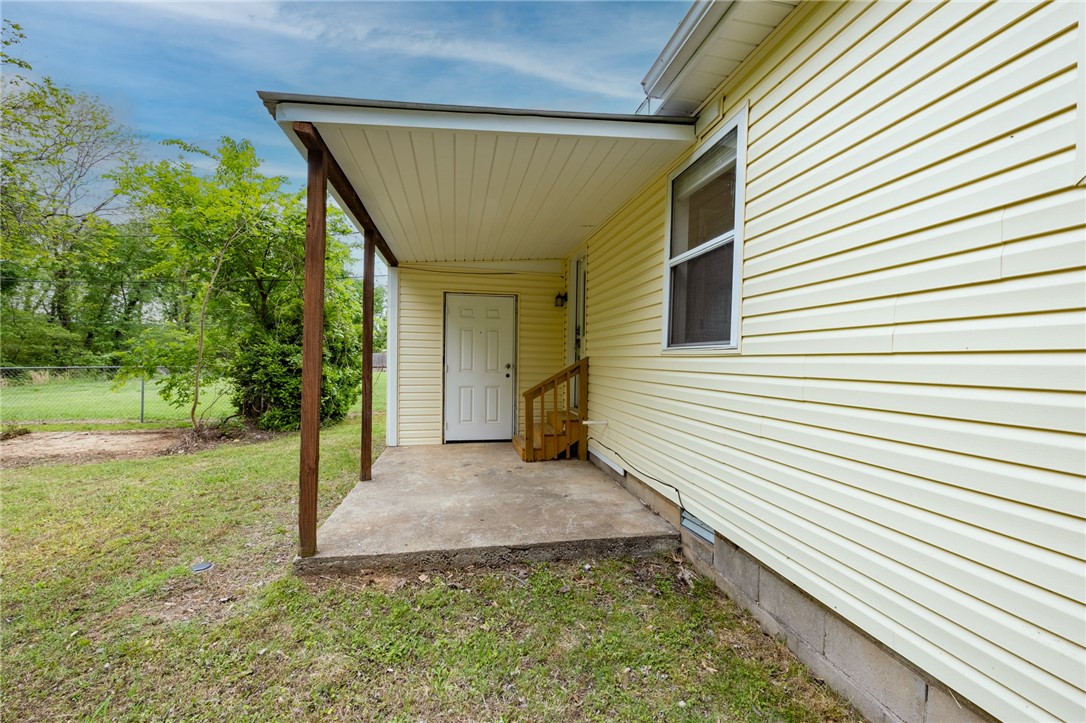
[534,428,570,460]
[512,434,530,460]
[519,357,588,462]
[545,413,586,461]
[512,433,545,462]
[518,417,584,462]
[514,428,578,462]
[548,409,582,422]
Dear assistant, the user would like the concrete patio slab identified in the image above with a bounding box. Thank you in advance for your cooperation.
[295,443,678,573]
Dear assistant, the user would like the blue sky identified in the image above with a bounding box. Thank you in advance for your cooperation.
[5,1,690,273]
[6,1,689,183]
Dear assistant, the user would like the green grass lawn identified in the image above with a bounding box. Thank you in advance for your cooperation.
[348,369,387,415]
[1,402,858,721]
[0,375,235,425]
[1,373,388,429]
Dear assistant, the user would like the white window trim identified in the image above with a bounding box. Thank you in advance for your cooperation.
[661,104,748,353]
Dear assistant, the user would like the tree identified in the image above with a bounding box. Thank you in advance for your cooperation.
[113,137,365,431]
[0,20,29,72]
[1,20,143,365]
[373,283,388,352]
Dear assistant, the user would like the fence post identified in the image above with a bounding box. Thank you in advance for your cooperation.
[140,376,146,423]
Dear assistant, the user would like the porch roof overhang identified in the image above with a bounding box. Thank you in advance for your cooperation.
[259,93,696,264]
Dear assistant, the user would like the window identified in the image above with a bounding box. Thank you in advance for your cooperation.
[664,111,745,349]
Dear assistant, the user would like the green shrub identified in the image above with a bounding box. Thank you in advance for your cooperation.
[0,307,105,367]
[229,319,361,431]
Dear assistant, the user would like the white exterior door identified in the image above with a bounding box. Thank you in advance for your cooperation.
[444,294,516,441]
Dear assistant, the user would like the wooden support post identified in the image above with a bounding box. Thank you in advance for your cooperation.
[360,232,375,481]
[298,146,327,558]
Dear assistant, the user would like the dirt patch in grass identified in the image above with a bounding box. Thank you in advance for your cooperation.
[0,429,188,468]
[118,533,297,627]
[161,423,281,455]
[0,424,284,468]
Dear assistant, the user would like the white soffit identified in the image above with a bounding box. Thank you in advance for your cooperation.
[643,0,800,117]
[268,97,695,264]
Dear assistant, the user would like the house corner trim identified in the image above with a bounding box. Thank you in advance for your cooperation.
[386,267,399,447]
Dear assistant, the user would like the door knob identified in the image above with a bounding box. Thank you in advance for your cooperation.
[505,363,512,369]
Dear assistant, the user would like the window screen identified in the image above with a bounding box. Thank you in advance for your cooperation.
[666,125,741,349]
[669,242,733,346]
[671,132,737,256]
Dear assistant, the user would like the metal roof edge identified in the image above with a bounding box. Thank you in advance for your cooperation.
[640,0,732,101]
[256,91,696,126]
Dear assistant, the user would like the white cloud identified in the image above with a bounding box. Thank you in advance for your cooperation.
[361,30,640,101]
[122,1,322,41]
[9,0,685,186]
[107,1,652,103]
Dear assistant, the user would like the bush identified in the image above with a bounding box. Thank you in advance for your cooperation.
[0,307,106,367]
[229,322,361,431]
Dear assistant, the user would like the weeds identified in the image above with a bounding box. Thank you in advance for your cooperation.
[0,422,30,440]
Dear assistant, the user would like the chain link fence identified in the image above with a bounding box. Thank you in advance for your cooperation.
[1,361,387,426]
[0,366,235,425]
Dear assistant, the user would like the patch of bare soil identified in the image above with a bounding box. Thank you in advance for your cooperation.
[133,535,296,626]
[0,423,283,469]
[162,423,279,455]
[0,429,188,468]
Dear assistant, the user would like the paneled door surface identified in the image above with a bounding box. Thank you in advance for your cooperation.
[444,293,515,441]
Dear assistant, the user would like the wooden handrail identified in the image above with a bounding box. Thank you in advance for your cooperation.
[522,358,588,399]
[522,358,588,462]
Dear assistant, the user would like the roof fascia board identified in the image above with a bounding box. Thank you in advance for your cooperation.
[260,91,692,125]
[641,0,733,99]
[273,102,695,143]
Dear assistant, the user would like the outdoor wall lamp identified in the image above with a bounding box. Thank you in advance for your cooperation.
[555,292,568,307]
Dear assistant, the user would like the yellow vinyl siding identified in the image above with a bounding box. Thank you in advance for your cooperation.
[395,266,565,445]
[580,2,1085,720]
